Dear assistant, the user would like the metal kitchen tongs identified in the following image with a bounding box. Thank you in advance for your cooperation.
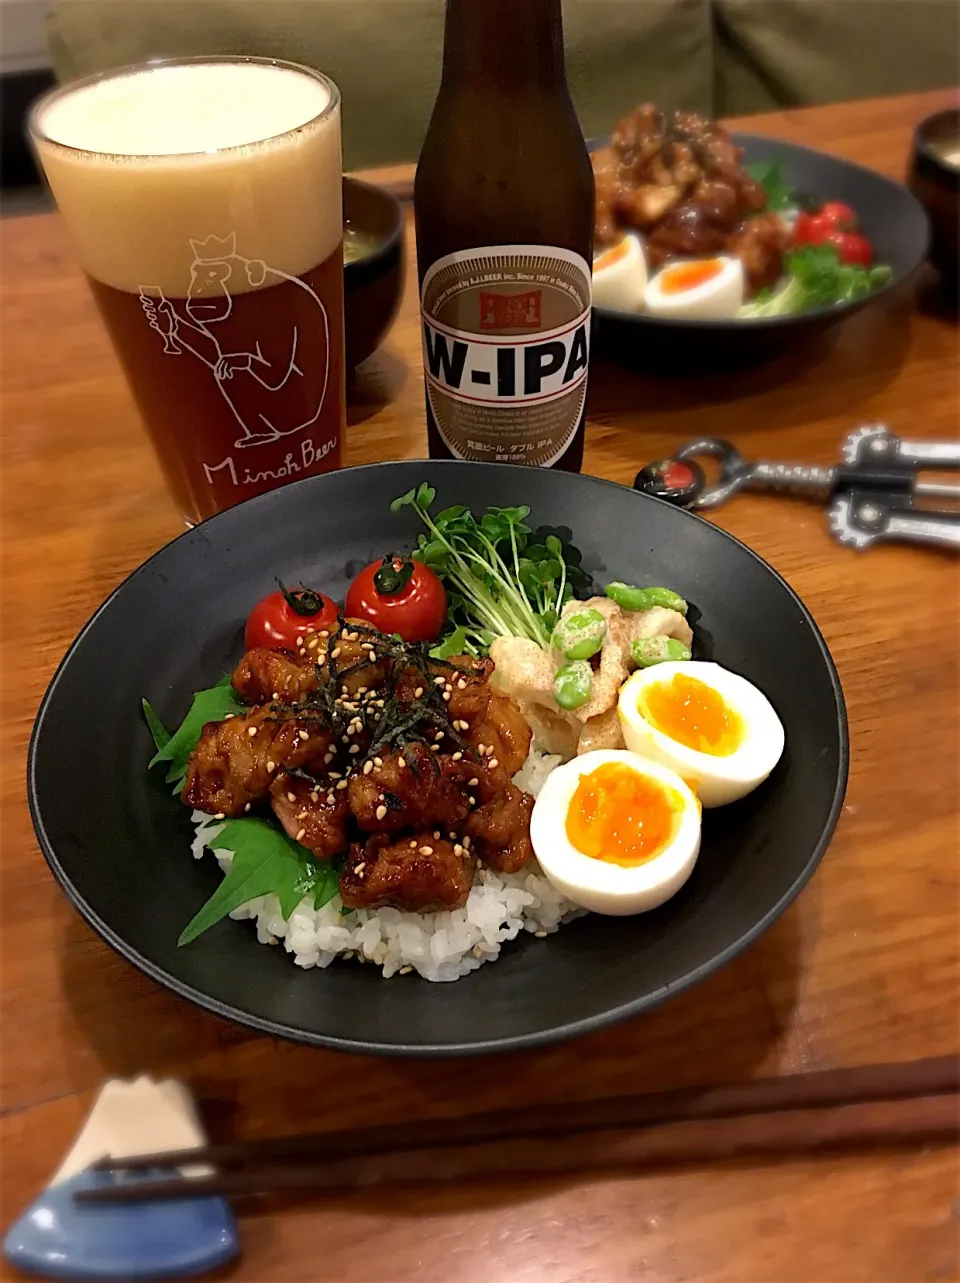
[633,426,960,550]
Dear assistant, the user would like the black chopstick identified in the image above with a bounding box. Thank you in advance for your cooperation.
[82,1055,958,1185]
[75,1089,959,1204]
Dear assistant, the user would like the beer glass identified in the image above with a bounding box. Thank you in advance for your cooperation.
[30,56,346,525]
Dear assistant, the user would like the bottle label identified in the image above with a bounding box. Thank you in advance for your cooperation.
[420,244,591,466]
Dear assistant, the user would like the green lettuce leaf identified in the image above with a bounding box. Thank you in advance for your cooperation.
[146,675,243,788]
[178,817,342,946]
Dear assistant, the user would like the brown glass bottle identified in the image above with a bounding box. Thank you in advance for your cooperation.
[414,0,594,473]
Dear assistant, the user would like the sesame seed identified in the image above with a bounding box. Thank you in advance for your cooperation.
[448,832,457,840]
[457,679,467,690]
[357,686,368,694]
[376,805,387,821]
[477,743,486,755]
[244,802,251,812]
[213,812,225,820]
[325,751,335,764]
[310,791,319,802]
[468,777,479,787]
[430,744,440,752]
[442,691,451,702]
[297,810,308,820]
[267,760,276,772]
[454,844,464,856]
[341,735,350,745]
[399,965,413,975]
[224,713,235,720]
[420,845,434,855]
[435,676,445,686]
[363,760,373,775]
[409,840,417,848]
[328,771,342,780]
[330,647,341,659]
[307,637,318,650]
[354,862,366,875]
[319,630,329,639]
[299,730,309,741]
[397,756,406,769]
[414,686,424,698]
[337,779,348,790]
[295,828,306,841]
[460,720,470,730]
[462,836,471,848]
[468,796,476,806]
[327,793,335,805]
[317,654,326,667]
[488,758,499,769]
[535,930,548,939]
[247,725,258,737]
[433,830,441,840]
[452,751,463,761]
[287,791,296,803]
[473,945,484,959]
[349,744,360,755]
[374,756,383,767]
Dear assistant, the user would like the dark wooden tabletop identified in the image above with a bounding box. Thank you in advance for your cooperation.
[2,88,958,1282]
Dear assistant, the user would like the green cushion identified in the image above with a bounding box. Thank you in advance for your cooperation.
[45,0,713,167]
[714,0,960,117]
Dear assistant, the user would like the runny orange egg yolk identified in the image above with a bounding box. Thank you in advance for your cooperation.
[566,763,680,866]
[594,239,631,271]
[642,673,743,756]
[660,258,724,295]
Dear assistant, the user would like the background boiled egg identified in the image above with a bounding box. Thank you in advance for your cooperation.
[530,749,701,915]
[618,661,784,808]
[592,235,647,312]
[644,256,743,320]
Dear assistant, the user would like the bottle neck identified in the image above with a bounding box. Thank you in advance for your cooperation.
[439,0,566,92]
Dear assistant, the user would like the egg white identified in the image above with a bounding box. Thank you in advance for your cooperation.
[592,235,647,312]
[618,662,784,808]
[530,749,701,916]
[644,256,744,320]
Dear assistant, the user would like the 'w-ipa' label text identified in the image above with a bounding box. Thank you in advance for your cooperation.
[420,245,591,467]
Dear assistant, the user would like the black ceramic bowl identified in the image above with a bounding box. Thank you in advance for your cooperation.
[908,107,960,286]
[28,462,847,1056]
[343,177,405,368]
[594,133,929,368]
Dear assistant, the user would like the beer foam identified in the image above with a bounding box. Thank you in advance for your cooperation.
[34,61,342,295]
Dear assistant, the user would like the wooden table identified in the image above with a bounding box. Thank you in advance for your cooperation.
[2,90,958,1282]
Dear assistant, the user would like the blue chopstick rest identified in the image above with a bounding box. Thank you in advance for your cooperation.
[3,1076,239,1280]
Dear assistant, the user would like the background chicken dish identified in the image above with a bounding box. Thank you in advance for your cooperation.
[591,103,892,319]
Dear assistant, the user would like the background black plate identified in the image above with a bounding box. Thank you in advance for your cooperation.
[28,462,848,1056]
[593,132,929,367]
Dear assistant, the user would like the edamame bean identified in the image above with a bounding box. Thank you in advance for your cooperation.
[640,586,688,615]
[605,581,688,615]
[553,660,593,710]
[552,608,607,660]
[630,637,692,668]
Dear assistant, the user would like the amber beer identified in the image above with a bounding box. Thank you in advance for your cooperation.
[30,57,345,524]
[414,0,594,472]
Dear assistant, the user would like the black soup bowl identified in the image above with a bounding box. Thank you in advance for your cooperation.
[343,176,405,369]
[28,462,848,1056]
[908,107,960,288]
[593,133,929,369]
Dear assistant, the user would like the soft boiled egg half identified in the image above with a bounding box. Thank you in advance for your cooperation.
[644,256,744,320]
[530,750,701,915]
[618,661,784,808]
[592,235,647,311]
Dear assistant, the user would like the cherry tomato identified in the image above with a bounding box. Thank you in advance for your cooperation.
[345,556,447,643]
[794,202,860,248]
[823,230,873,266]
[245,581,339,651]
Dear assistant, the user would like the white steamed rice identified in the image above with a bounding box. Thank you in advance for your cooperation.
[190,747,584,981]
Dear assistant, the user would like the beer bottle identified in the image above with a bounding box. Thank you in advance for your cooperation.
[414,0,594,472]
